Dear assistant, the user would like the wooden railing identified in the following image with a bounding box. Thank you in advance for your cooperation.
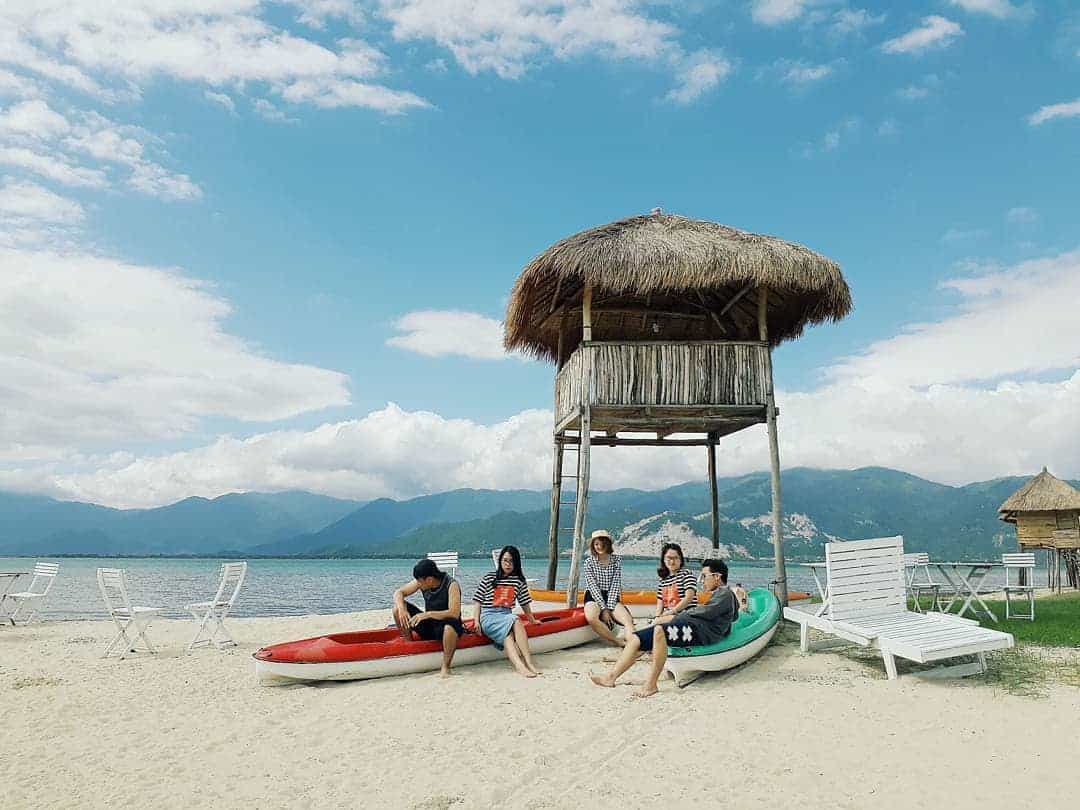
[554,341,769,425]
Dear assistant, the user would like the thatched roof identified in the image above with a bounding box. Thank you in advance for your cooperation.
[504,212,852,362]
[999,468,1080,521]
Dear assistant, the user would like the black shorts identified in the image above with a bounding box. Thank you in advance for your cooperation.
[405,601,464,641]
[583,589,609,606]
[634,620,701,652]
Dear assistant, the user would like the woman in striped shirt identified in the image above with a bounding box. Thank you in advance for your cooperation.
[473,545,542,678]
[653,542,697,622]
[583,529,635,646]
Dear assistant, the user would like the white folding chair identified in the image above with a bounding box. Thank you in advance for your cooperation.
[1003,553,1036,621]
[97,568,164,658]
[903,552,942,613]
[186,562,247,652]
[0,561,59,624]
[427,551,459,580]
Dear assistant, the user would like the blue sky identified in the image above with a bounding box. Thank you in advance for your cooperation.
[1,1,1078,507]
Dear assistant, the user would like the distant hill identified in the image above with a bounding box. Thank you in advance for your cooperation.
[2,468,1074,560]
[0,490,362,555]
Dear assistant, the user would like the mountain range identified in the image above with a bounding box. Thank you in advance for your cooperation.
[1,467,1070,561]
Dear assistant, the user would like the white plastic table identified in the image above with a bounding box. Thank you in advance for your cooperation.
[0,572,26,625]
[934,561,1003,623]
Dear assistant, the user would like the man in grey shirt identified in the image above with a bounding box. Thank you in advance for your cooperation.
[590,558,738,698]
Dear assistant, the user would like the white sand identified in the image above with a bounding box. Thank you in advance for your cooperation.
[2,611,1078,809]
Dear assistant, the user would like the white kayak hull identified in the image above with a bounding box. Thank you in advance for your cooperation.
[663,621,779,688]
[255,623,597,685]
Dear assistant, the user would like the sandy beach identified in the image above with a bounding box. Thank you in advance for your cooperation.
[2,611,1078,810]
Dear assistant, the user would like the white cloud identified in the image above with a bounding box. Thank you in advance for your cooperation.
[750,0,810,26]
[0,246,351,457]
[940,226,988,244]
[204,90,236,112]
[877,118,898,137]
[7,249,1080,506]
[1028,98,1080,126]
[666,50,732,105]
[947,0,1026,19]
[882,16,964,55]
[252,98,294,122]
[378,0,677,79]
[0,145,108,188]
[897,84,929,100]
[831,8,886,35]
[0,99,70,138]
[0,177,84,224]
[776,60,834,86]
[1006,206,1037,225]
[0,68,40,99]
[388,310,510,360]
[281,77,430,114]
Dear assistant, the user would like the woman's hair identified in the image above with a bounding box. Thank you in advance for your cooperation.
[590,534,614,556]
[495,545,525,581]
[657,542,685,578]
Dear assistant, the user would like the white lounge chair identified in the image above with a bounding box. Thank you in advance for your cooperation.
[186,561,247,652]
[1003,552,1036,621]
[427,551,459,580]
[0,561,58,624]
[783,536,1014,680]
[97,568,165,659]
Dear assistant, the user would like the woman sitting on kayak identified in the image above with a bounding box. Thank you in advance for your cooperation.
[473,545,543,678]
[653,542,697,623]
[583,529,635,646]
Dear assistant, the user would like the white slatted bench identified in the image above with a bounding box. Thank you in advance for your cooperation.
[783,536,1014,680]
[427,551,459,580]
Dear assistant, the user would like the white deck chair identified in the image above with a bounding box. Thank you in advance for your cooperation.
[185,561,247,652]
[903,552,942,613]
[97,568,165,659]
[489,549,538,583]
[1003,553,1036,621]
[427,551,459,580]
[783,536,1014,680]
[0,561,59,624]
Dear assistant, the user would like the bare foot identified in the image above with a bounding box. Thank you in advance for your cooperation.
[521,670,538,679]
[632,684,659,698]
[589,673,616,688]
[440,667,452,678]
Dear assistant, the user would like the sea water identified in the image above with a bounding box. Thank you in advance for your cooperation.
[0,556,1044,621]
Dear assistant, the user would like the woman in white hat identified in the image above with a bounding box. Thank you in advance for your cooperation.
[583,529,635,646]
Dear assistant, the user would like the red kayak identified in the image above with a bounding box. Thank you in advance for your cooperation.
[254,608,593,684]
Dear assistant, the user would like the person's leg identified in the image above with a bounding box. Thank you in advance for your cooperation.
[512,620,541,674]
[584,601,621,646]
[502,633,536,678]
[394,601,421,640]
[440,624,459,677]
[612,604,636,643]
[634,626,668,698]
[590,631,644,687]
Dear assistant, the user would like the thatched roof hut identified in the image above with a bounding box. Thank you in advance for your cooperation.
[999,468,1080,552]
[504,212,852,362]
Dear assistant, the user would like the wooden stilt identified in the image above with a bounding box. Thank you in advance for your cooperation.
[708,433,719,550]
[759,289,788,607]
[546,440,564,590]
[566,410,591,607]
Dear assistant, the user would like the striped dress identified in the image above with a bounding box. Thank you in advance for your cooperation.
[584,554,623,610]
[656,568,697,611]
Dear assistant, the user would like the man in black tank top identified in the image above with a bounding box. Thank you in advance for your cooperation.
[392,559,465,677]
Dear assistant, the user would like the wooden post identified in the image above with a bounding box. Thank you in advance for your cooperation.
[567,411,591,607]
[567,286,593,607]
[546,440,564,589]
[759,289,788,607]
[708,433,719,550]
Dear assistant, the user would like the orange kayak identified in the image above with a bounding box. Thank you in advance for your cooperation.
[529,588,811,618]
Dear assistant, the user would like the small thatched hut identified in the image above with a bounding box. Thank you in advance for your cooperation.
[999,467,1080,589]
[505,211,852,605]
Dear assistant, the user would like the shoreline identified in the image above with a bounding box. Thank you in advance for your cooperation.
[3,609,1079,809]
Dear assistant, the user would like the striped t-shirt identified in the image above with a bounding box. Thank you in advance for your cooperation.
[584,554,623,610]
[656,568,697,610]
[473,572,532,610]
